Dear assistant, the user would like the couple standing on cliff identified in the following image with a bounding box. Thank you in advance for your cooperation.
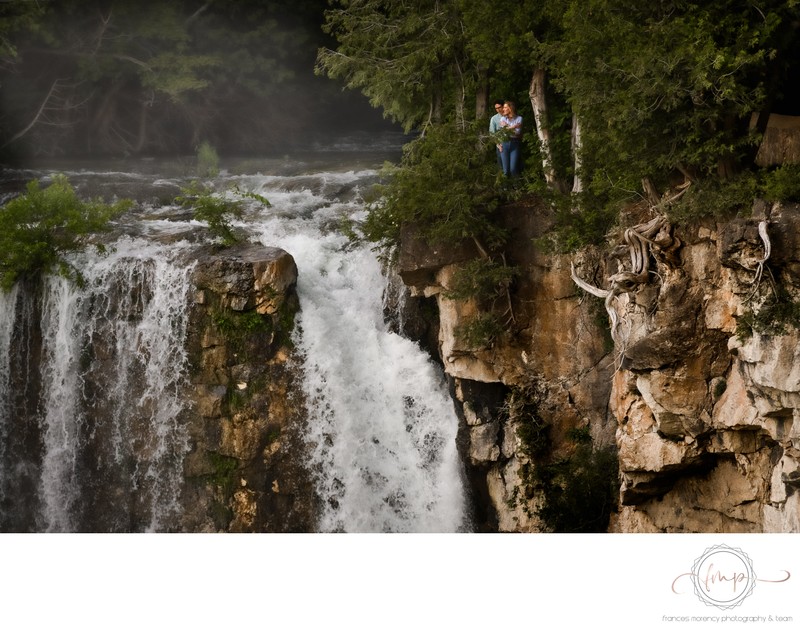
[490,99,522,177]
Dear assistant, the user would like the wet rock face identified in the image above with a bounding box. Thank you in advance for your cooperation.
[181,243,317,532]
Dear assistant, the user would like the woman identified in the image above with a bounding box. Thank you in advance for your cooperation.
[499,100,522,177]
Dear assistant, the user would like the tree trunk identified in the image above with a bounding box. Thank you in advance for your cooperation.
[642,177,660,206]
[90,83,122,154]
[431,67,443,125]
[1,79,61,149]
[454,62,466,132]
[528,67,559,191]
[571,112,583,194]
[475,66,489,120]
[716,114,740,179]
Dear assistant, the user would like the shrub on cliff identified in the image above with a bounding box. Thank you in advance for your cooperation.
[536,442,619,533]
[762,164,800,203]
[363,122,508,255]
[0,175,131,290]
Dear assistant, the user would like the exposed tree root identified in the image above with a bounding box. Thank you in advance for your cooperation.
[570,215,679,349]
[745,220,772,301]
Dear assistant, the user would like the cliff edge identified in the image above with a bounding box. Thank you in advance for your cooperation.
[396,197,800,533]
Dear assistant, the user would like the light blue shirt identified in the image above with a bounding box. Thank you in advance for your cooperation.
[489,113,503,134]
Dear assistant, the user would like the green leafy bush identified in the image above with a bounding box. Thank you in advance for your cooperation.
[0,175,130,290]
[546,191,620,252]
[176,182,268,246]
[363,122,507,254]
[761,164,800,203]
[666,172,759,225]
[504,376,550,459]
[502,376,618,532]
[454,312,505,350]
[444,257,518,302]
[736,287,800,341]
[536,443,619,533]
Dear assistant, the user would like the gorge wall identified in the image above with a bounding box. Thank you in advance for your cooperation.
[395,198,800,533]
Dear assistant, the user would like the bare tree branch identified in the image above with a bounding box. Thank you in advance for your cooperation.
[2,78,61,148]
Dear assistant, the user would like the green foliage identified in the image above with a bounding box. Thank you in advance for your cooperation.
[550,0,795,194]
[212,309,272,338]
[667,172,759,225]
[1,0,353,156]
[503,377,550,458]
[175,182,270,246]
[444,258,517,302]
[0,175,130,290]
[196,141,220,178]
[455,312,505,350]
[446,257,518,354]
[363,122,507,253]
[502,377,618,532]
[317,0,467,131]
[736,287,800,342]
[211,307,274,362]
[546,193,620,252]
[566,426,592,445]
[516,416,551,461]
[233,187,272,209]
[761,164,800,203]
[0,0,45,61]
[204,451,239,492]
[536,443,619,533]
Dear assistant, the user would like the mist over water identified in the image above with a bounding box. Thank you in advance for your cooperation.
[0,137,469,532]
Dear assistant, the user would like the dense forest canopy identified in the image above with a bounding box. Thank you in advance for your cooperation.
[0,0,396,160]
[2,1,799,215]
[315,0,800,249]
[319,0,800,181]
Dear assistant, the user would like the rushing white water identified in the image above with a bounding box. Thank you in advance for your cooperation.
[0,146,469,532]
[0,236,195,531]
[66,238,197,532]
[0,284,17,416]
[0,284,19,513]
[37,275,85,531]
[244,170,468,532]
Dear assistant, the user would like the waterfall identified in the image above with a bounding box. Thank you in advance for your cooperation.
[0,284,19,519]
[0,151,469,532]
[297,248,466,532]
[246,170,468,532]
[0,237,195,532]
[38,275,85,531]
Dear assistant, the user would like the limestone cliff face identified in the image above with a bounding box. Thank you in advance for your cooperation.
[395,199,800,533]
[397,202,616,531]
[180,243,316,532]
[610,203,800,533]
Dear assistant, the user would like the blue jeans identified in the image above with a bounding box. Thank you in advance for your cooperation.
[500,139,521,177]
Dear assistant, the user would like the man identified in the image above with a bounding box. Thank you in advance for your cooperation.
[489,99,505,169]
